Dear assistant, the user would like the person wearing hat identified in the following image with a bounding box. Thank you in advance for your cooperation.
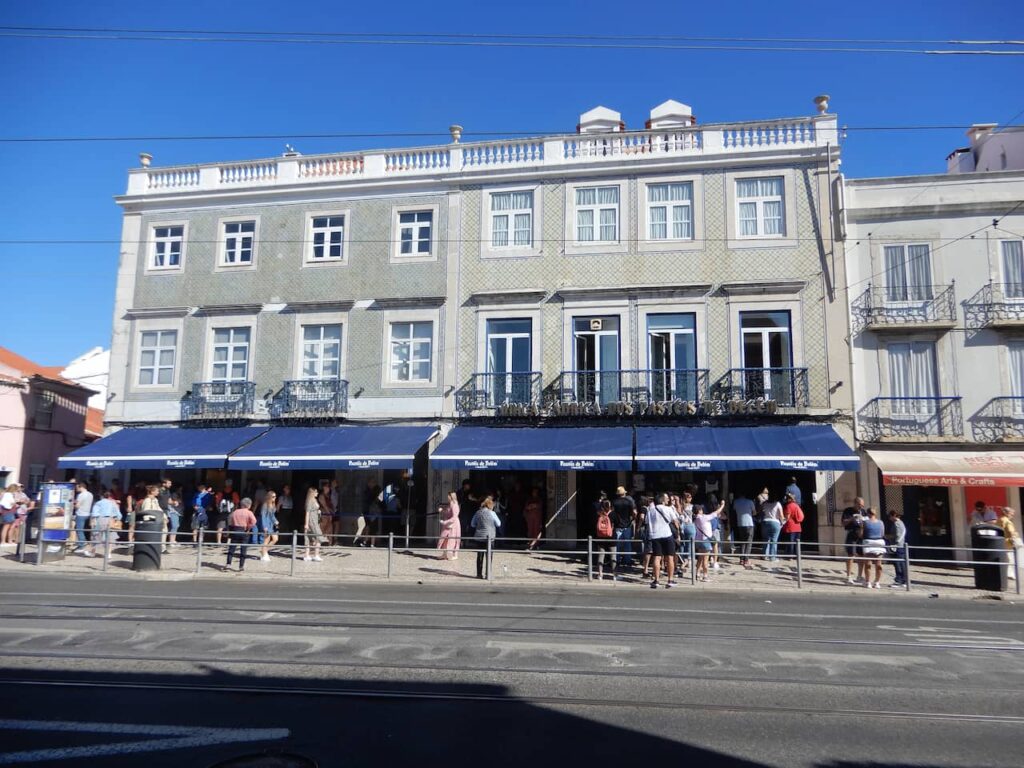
[610,486,637,569]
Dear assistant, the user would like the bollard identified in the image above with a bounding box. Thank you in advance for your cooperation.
[486,536,493,582]
[103,528,111,573]
[903,544,912,592]
[689,537,696,585]
[290,531,297,577]
[18,517,27,563]
[405,521,410,551]
[195,529,203,574]
[1015,547,1022,596]
[795,538,803,589]
[35,525,44,566]
[587,536,593,582]
[387,532,394,579]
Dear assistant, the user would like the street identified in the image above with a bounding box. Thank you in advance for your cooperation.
[0,573,1022,766]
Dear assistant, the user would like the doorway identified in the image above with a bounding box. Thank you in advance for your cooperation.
[575,471,619,540]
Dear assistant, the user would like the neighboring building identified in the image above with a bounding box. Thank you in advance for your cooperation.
[844,160,1024,557]
[0,346,96,492]
[60,346,109,440]
[947,124,1024,175]
[74,96,857,544]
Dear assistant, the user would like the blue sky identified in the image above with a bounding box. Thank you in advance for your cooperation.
[1,0,1021,365]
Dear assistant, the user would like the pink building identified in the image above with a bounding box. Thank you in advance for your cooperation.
[0,347,97,493]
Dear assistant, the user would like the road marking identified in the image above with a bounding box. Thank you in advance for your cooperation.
[877,625,1024,647]
[0,719,288,764]
[777,651,933,666]
[487,640,631,656]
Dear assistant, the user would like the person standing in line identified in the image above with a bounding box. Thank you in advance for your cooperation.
[162,493,182,553]
[705,493,726,570]
[887,509,908,588]
[278,484,294,537]
[73,481,94,552]
[0,484,17,547]
[259,490,280,562]
[437,491,461,560]
[676,491,697,572]
[732,491,756,570]
[759,492,783,564]
[610,486,636,569]
[593,499,616,581]
[470,496,502,579]
[646,493,679,589]
[785,477,803,506]
[524,487,544,551]
[781,492,804,558]
[456,479,478,533]
[80,490,113,558]
[329,478,341,535]
[225,497,257,571]
[693,502,716,582]
[997,507,1022,582]
[317,482,335,542]
[860,508,887,589]
[842,498,867,584]
[191,485,211,543]
[303,487,325,562]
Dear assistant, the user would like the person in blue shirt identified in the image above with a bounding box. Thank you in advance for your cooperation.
[785,478,803,506]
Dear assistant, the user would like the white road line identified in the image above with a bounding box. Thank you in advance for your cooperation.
[0,720,288,764]
[487,640,631,655]
[13,591,1024,626]
[776,651,933,666]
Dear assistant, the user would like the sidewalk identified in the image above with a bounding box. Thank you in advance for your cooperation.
[1,540,1017,600]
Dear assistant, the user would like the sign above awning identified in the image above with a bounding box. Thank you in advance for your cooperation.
[868,449,1024,487]
[430,427,633,471]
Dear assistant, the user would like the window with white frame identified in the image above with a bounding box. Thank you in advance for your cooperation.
[884,244,933,302]
[221,220,256,265]
[888,340,938,415]
[736,177,785,237]
[1001,240,1024,299]
[575,186,619,243]
[397,211,433,256]
[1008,342,1024,415]
[309,215,346,261]
[151,225,184,269]
[388,322,432,383]
[647,182,693,240]
[301,325,342,378]
[490,191,533,247]
[137,330,177,386]
[211,328,251,382]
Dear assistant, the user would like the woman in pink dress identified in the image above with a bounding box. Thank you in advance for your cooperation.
[437,491,461,560]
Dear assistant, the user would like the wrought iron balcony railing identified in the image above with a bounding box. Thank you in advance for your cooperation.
[719,368,809,408]
[970,396,1024,442]
[456,371,544,415]
[854,284,957,331]
[554,369,710,407]
[963,283,1024,330]
[858,396,963,442]
[181,381,255,420]
[270,378,348,420]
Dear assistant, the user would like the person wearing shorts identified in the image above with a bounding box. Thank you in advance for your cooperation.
[694,504,716,582]
[842,498,867,584]
[646,494,679,589]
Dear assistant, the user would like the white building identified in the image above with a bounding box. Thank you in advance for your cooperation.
[844,139,1024,556]
[61,347,109,411]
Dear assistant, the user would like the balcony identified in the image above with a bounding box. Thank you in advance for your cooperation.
[963,283,1024,330]
[858,397,963,442]
[554,369,710,407]
[181,381,255,421]
[853,284,957,333]
[455,372,543,416]
[970,397,1024,443]
[719,368,809,408]
[269,379,348,421]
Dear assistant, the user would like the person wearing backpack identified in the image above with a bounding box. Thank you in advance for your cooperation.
[781,492,805,558]
[593,499,616,581]
[214,485,239,545]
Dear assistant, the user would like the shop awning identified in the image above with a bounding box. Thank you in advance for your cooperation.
[227,426,437,470]
[430,427,634,471]
[635,425,858,471]
[58,426,268,470]
[868,449,1024,487]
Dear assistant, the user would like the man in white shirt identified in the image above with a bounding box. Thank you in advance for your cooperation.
[73,483,94,551]
[646,493,680,589]
[970,501,999,526]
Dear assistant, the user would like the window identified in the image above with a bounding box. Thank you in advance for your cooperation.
[310,215,346,261]
[575,186,619,243]
[647,313,697,400]
[389,322,432,382]
[486,319,532,405]
[221,220,256,265]
[28,464,46,495]
[151,225,184,269]
[137,330,177,386]
[211,328,251,382]
[491,192,533,247]
[888,341,938,415]
[736,177,784,237]
[573,316,621,405]
[740,311,794,403]
[34,390,55,430]
[1002,240,1024,299]
[884,244,933,301]
[301,325,342,378]
[398,211,433,256]
[647,183,693,240]
[1009,342,1024,413]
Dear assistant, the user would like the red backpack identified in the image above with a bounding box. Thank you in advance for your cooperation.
[596,512,613,538]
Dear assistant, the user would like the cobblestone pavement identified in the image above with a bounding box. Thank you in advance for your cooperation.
[2,537,1019,601]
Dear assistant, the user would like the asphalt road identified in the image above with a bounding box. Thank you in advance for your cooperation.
[0,572,1022,767]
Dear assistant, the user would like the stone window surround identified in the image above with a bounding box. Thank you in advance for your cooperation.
[290,308,349,381]
[127,314,186,394]
[479,183,544,259]
[563,178,630,257]
[725,295,804,371]
[380,306,441,389]
[635,299,708,371]
[636,174,705,254]
[200,313,259,384]
[302,209,352,267]
[214,214,261,272]
[877,335,955,400]
[473,306,543,379]
[144,220,188,275]
[723,167,798,249]
[559,299,632,371]
[391,204,441,263]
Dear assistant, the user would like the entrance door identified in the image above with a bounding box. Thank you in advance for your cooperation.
[573,317,620,405]
[486,319,532,406]
[648,313,697,401]
[899,485,952,560]
[740,311,793,403]
[575,471,620,540]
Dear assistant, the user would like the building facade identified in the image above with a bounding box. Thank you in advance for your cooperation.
[844,153,1024,557]
[89,97,856,544]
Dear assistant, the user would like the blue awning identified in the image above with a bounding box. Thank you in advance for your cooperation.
[430,427,634,471]
[635,425,858,471]
[227,426,437,470]
[58,427,269,470]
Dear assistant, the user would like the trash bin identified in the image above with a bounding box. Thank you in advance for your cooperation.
[971,524,1007,591]
[132,518,163,571]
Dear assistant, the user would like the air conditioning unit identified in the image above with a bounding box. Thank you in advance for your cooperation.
[589,319,603,331]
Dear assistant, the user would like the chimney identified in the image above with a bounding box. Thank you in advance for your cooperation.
[646,99,696,130]
[577,106,625,134]
[967,123,997,148]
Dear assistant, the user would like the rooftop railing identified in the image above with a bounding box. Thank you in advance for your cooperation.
[858,396,963,442]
